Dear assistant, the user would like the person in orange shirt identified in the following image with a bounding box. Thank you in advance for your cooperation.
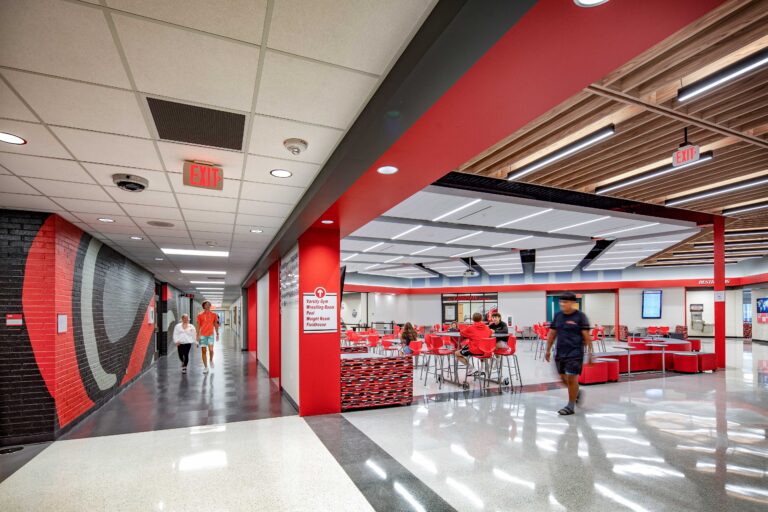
[196,301,220,374]
[455,312,493,365]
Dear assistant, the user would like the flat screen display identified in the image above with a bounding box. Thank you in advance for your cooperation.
[642,290,662,319]
[757,298,768,324]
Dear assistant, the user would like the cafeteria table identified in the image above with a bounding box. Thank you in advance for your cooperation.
[432,332,511,389]
[645,343,669,374]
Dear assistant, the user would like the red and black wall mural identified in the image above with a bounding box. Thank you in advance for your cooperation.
[1,210,156,445]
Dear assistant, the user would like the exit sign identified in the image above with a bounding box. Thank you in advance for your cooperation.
[672,145,700,167]
[183,161,223,190]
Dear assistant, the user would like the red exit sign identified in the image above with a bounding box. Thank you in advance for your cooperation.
[672,145,700,167]
[183,161,223,190]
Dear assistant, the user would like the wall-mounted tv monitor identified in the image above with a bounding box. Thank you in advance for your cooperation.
[757,298,768,324]
[642,290,662,319]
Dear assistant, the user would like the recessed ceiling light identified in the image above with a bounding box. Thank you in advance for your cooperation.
[180,270,226,275]
[270,169,292,178]
[130,236,144,240]
[574,0,610,6]
[321,220,334,225]
[377,165,399,175]
[0,132,27,145]
[162,248,229,257]
[250,228,263,233]
[154,257,164,261]
[98,218,115,223]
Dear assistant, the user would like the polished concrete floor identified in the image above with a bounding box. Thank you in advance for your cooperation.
[1,335,766,511]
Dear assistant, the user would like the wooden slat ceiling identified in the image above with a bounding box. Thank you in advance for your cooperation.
[461,0,768,267]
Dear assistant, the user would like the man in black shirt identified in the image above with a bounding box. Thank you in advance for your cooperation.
[545,292,593,416]
[488,312,509,349]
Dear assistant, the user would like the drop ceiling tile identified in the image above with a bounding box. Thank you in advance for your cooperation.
[76,213,137,227]
[176,194,236,213]
[248,115,343,164]
[0,175,42,195]
[0,77,37,122]
[55,198,124,215]
[142,227,190,237]
[0,192,58,211]
[181,210,236,224]
[114,14,260,111]
[166,171,240,198]
[235,213,286,228]
[0,154,93,183]
[185,221,233,233]
[156,141,244,176]
[106,187,176,207]
[268,0,433,75]
[120,203,184,220]
[255,51,378,129]
[52,127,163,170]
[0,119,70,158]
[0,166,10,175]
[240,181,304,205]
[106,0,267,44]
[238,199,294,217]
[24,178,113,201]
[82,163,171,191]
[3,70,150,137]
[0,0,130,87]
[243,155,320,187]
[189,231,232,243]
[233,225,277,236]
[87,223,144,235]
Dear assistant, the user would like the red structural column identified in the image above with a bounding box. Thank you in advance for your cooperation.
[247,282,257,353]
[297,226,341,416]
[268,260,281,381]
[713,216,726,368]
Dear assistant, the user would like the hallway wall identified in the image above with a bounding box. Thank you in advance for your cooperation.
[0,210,157,445]
[257,273,269,371]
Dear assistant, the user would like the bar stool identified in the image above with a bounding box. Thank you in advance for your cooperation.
[493,337,523,388]
[422,335,454,389]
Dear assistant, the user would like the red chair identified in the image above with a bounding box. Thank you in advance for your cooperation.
[367,334,380,354]
[473,338,497,388]
[647,326,658,337]
[493,336,522,388]
[659,326,670,337]
[422,335,455,389]
[380,339,399,357]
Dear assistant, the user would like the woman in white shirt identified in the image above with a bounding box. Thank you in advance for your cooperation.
[173,314,196,374]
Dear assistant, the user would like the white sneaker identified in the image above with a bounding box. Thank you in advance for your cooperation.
[203,367,209,374]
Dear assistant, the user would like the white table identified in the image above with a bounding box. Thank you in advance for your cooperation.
[612,345,635,378]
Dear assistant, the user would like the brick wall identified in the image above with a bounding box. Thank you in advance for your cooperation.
[0,210,158,445]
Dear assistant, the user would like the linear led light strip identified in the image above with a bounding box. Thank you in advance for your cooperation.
[593,222,659,237]
[391,225,422,240]
[496,209,553,228]
[410,246,436,255]
[447,231,483,244]
[537,254,586,259]
[190,280,225,284]
[452,249,479,258]
[432,199,481,222]
[548,216,610,233]
[162,248,229,257]
[666,176,768,207]
[677,48,768,102]
[364,264,379,270]
[725,229,768,237]
[614,240,681,247]
[384,256,404,263]
[363,242,384,252]
[342,253,359,261]
[507,125,615,180]
[596,153,713,195]
[723,201,768,216]
[180,270,226,275]
[492,235,532,248]
[694,240,768,248]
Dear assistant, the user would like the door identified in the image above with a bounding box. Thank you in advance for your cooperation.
[547,295,583,322]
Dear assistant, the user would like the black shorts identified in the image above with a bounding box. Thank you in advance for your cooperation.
[556,357,583,376]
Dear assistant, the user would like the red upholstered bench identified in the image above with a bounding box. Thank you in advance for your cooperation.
[665,341,692,352]
[673,353,699,373]
[697,353,717,372]
[593,352,629,373]
[595,358,620,382]
[579,361,609,385]
[688,339,701,351]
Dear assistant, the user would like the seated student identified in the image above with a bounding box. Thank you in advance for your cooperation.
[455,312,493,365]
[400,322,419,355]
[488,312,509,349]
[448,322,459,332]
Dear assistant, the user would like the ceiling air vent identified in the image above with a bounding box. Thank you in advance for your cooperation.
[146,97,245,150]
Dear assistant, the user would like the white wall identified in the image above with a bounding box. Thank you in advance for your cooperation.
[752,287,768,341]
[341,292,365,325]
[583,292,615,326]
[498,291,546,328]
[407,294,441,326]
[619,287,686,331]
[368,293,398,325]
[280,245,300,405]
[686,289,743,337]
[257,272,269,371]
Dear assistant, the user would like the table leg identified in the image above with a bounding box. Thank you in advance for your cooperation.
[627,351,632,378]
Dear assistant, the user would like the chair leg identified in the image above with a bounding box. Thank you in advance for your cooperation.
[514,355,522,386]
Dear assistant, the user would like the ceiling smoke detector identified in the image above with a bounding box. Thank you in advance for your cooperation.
[112,173,149,192]
[283,138,308,156]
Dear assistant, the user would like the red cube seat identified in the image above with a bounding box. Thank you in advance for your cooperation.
[688,339,701,351]
[595,358,619,381]
[579,361,608,385]
[697,353,717,372]
[673,353,699,373]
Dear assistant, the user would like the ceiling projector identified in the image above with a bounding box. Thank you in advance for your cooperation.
[463,268,478,277]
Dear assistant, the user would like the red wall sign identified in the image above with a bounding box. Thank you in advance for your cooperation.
[183,161,223,190]
[6,313,23,326]
[673,145,700,167]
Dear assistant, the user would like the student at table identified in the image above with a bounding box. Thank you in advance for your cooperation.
[455,312,493,365]
[400,322,418,355]
[488,312,509,349]
[448,322,459,332]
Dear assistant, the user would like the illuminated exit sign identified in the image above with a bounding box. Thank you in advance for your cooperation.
[672,145,700,167]
[183,161,223,190]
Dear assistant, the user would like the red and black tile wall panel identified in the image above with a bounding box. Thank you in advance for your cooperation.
[0,210,158,445]
[340,356,413,411]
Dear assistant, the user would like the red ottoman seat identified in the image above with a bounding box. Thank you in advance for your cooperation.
[595,358,619,381]
[697,353,717,372]
[673,353,699,373]
[688,339,701,351]
[579,361,608,385]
